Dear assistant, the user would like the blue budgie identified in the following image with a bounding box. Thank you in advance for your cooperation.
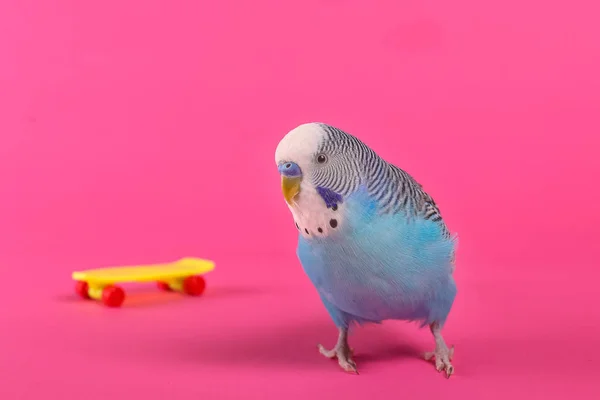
[275,123,458,377]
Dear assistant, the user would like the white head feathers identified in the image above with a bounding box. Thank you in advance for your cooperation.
[275,122,325,169]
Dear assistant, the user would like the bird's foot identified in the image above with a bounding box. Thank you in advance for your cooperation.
[424,345,454,378]
[318,343,358,374]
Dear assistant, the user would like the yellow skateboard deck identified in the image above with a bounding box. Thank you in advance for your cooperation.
[72,257,215,307]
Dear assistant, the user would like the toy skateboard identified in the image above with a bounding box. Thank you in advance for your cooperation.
[72,257,215,307]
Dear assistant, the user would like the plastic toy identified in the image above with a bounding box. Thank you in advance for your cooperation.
[72,257,215,307]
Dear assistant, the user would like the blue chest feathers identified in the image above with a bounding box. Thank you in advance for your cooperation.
[296,187,457,326]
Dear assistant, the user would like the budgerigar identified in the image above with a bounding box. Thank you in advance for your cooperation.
[275,122,458,377]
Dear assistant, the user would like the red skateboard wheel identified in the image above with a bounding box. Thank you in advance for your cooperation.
[157,281,171,291]
[102,285,125,307]
[182,275,206,296]
[75,281,89,299]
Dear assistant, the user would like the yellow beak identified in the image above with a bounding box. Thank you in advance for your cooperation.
[281,176,302,205]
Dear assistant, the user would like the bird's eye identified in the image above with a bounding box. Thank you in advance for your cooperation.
[316,154,328,164]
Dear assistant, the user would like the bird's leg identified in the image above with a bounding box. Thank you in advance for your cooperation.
[424,322,455,378]
[317,327,358,374]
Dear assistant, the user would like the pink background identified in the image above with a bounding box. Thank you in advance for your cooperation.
[1,1,598,399]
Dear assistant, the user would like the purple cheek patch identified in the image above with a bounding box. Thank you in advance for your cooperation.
[316,186,343,209]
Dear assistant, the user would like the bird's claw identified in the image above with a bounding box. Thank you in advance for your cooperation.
[318,344,359,374]
[424,345,455,378]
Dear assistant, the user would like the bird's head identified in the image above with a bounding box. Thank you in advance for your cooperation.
[275,122,361,206]
[275,123,323,205]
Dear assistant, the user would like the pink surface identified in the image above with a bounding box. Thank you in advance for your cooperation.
[1,1,599,398]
